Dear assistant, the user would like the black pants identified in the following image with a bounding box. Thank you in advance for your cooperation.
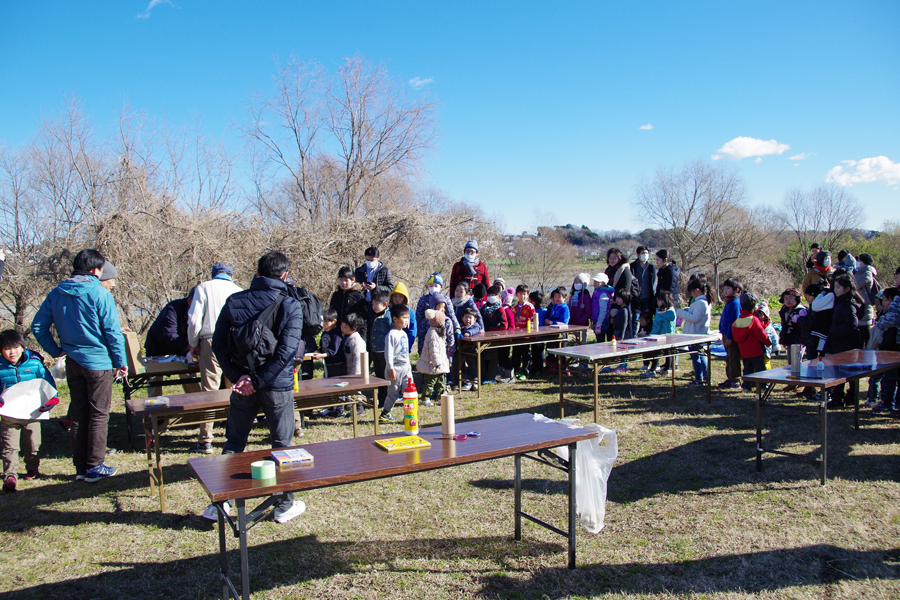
[373,352,387,404]
[67,359,113,471]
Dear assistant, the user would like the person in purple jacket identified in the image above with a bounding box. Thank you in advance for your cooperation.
[717,278,744,389]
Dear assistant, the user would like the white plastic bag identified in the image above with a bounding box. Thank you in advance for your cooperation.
[50,356,67,380]
[534,414,618,533]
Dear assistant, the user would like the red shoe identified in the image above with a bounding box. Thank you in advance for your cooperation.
[3,476,16,493]
[23,469,40,481]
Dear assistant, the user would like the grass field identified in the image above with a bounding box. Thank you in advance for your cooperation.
[1,344,898,600]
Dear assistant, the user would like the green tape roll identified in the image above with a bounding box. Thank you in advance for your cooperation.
[251,460,276,480]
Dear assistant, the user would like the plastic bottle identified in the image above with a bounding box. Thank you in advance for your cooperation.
[293,368,299,392]
[611,335,617,348]
[817,358,825,374]
[403,377,419,436]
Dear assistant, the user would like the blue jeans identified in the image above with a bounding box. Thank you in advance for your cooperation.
[690,345,708,382]
[223,387,295,510]
[881,368,900,410]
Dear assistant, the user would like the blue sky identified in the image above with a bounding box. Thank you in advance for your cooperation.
[1,1,898,234]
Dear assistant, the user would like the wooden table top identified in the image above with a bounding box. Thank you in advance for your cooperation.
[460,324,589,345]
[548,333,720,362]
[126,375,387,416]
[740,349,900,387]
[188,413,599,502]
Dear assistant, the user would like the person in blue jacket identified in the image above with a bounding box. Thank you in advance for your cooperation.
[206,251,306,524]
[717,278,744,389]
[31,249,127,483]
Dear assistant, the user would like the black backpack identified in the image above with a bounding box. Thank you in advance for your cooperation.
[287,285,324,338]
[228,294,285,375]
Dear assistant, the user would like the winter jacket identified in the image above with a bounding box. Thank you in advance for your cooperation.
[510,301,536,329]
[853,264,878,326]
[211,276,303,391]
[650,307,676,335]
[145,297,190,357]
[656,263,681,307]
[329,284,368,341]
[801,267,831,294]
[368,308,393,353]
[461,321,484,338]
[808,291,835,352]
[676,295,710,335]
[187,276,243,346]
[354,262,395,301]
[824,292,862,354]
[390,282,417,349]
[0,349,55,394]
[343,331,365,376]
[631,259,656,301]
[605,263,632,295]
[718,297,741,340]
[591,285,615,333]
[763,323,779,358]
[416,293,461,353]
[502,306,515,331]
[874,295,900,347]
[417,326,450,375]
[452,296,484,330]
[568,287,592,326]
[546,302,570,325]
[31,274,127,371]
[319,328,345,376]
[778,305,808,347]
[611,304,632,340]
[731,310,771,359]
[482,301,509,331]
[449,259,490,295]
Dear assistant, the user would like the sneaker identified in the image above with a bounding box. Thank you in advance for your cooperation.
[639,365,651,371]
[3,476,16,493]
[613,366,628,374]
[481,380,493,385]
[379,411,396,423]
[724,381,742,389]
[461,382,473,392]
[84,463,117,483]
[421,399,435,407]
[274,499,306,523]
[202,500,232,521]
[516,373,527,381]
[294,428,305,438]
[687,380,706,386]
[639,370,657,379]
[327,408,348,419]
[75,467,87,481]
[23,469,40,481]
[864,399,876,408]
[872,402,890,414]
[599,366,613,374]
[356,404,366,416]
[59,418,72,431]
[657,370,671,378]
[191,442,214,454]
[826,398,846,410]
[717,379,734,388]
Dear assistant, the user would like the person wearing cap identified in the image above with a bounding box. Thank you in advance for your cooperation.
[449,240,490,294]
[853,253,878,348]
[186,263,243,453]
[590,273,615,341]
[353,246,394,302]
[801,250,833,293]
[31,249,127,482]
[805,243,821,270]
[415,272,460,354]
[98,261,118,291]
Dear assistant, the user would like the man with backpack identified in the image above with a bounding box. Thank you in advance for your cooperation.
[204,252,306,524]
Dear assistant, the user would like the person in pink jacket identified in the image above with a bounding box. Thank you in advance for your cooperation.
[569,273,593,348]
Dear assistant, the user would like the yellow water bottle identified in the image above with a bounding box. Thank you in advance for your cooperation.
[293,368,299,392]
[403,377,419,436]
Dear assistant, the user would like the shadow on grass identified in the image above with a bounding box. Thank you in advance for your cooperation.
[476,545,900,599]
[3,534,564,600]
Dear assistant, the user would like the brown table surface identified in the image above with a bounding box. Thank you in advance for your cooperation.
[189,413,599,503]
[741,350,900,387]
[459,324,589,345]
[549,333,720,361]
[125,374,387,416]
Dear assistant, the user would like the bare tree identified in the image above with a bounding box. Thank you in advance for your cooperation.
[510,212,577,293]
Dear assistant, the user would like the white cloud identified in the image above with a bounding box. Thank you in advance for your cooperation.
[826,156,900,187]
[639,123,653,130]
[712,136,790,161]
[409,77,434,89]
[754,157,762,164]
[137,0,175,19]
[789,152,812,161]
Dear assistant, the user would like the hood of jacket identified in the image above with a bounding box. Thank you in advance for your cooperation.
[57,274,102,297]
[391,281,411,305]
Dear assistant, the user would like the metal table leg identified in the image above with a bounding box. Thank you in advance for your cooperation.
[820,387,828,486]
[558,355,565,417]
[706,342,712,404]
[476,343,483,400]
[237,500,250,600]
[153,414,165,511]
[593,363,599,424]
[852,379,860,430]
[756,384,764,472]
[514,454,522,541]
[567,441,577,570]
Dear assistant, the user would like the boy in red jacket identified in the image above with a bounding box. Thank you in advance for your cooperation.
[731,292,771,390]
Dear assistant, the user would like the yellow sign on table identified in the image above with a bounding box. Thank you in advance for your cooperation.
[374,436,432,452]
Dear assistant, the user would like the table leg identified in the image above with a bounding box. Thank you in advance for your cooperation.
[567,441,577,570]
[514,454,522,541]
[124,380,135,448]
[820,387,828,486]
[476,343,483,400]
[351,398,358,438]
[144,417,155,496]
[671,359,676,398]
[593,364,599,424]
[154,414,165,512]
[558,355,564,417]
[217,505,230,600]
[373,391,380,436]
[755,384,763,473]
[706,342,712,404]
[457,345,463,395]
[852,379,860,430]
[237,499,250,600]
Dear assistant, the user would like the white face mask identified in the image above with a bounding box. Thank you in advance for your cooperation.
[486,295,499,304]
[640,253,649,262]
[823,258,832,268]
[428,286,441,295]
[366,260,378,270]
[574,283,583,291]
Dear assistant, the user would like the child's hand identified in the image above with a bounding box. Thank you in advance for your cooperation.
[39,397,60,412]
[464,333,470,337]
[389,368,396,381]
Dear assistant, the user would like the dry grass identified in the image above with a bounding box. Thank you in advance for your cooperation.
[1,350,898,600]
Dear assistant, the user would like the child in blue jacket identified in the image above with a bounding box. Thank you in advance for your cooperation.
[0,330,57,492]
[718,278,744,388]
[641,291,676,378]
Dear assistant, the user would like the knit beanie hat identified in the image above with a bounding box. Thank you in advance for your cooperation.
[100,261,118,281]
[464,239,479,252]
[426,272,443,287]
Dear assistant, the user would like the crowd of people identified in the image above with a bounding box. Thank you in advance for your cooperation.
[1,238,898,504]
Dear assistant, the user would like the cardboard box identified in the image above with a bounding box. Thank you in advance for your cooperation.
[123,331,196,375]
